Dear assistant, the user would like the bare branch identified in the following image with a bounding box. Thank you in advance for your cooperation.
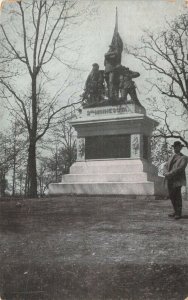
[0,25,27,64]
[17,1,33,76]
[38,0,68,68]
[36,98,82,142]
[0,80,31,132]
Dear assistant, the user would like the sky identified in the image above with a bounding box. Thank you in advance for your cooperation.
[78,0,187,69]
[0,0,188,137]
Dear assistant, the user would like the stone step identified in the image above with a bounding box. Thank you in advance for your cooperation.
[70,161,157,175]
[62,172,156,183]
[48,159,166,197]
[49,182,157,195]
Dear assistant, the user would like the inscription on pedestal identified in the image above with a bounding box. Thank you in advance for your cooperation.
[81,104,146,117]
[85,135,131,159]
[87,106,128,116]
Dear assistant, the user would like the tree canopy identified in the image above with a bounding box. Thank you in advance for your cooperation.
[129,13,188,148]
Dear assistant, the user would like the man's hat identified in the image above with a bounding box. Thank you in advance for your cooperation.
[172,141,184,148]
[92,63,99,67]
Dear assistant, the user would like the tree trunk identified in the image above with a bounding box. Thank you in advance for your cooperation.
[55,150,58,182]
[19,174,23,195]
[27,75,38,198]
[0,172,6,197]
[12,145,16,196]
[24,160,29,197]
[28,141,37,198]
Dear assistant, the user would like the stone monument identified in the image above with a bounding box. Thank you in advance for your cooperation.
[49,9,165,197]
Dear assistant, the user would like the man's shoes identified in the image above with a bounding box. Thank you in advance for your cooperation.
[168,213,176,217]
[174,215,181,220]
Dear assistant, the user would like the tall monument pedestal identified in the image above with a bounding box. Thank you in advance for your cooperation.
[49,103,166,197]
[49,13,167,198]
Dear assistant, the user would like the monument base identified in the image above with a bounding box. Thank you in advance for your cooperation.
[49,159,166,197]
[49,104,167,198]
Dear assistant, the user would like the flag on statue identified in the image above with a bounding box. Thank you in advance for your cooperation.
[110,7,123,55]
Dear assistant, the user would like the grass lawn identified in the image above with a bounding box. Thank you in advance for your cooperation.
[0,195,188,300]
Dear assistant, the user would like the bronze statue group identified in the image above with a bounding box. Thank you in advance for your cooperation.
[82,13,141,108]
[82,45,141,107]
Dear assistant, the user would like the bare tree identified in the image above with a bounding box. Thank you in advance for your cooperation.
[0,119,28,197]
[0,131,17,196]
[53,112,77,174]
[0,0,86,197]
[10,119,27,196]
[36,111,77,196]
[128,14,188,147]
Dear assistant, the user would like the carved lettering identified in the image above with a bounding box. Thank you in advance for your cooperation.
[86,106,128,116]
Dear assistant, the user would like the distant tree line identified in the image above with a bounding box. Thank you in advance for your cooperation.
[0,113,76,197]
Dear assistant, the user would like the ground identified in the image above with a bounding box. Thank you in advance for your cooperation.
[0,195,188,300]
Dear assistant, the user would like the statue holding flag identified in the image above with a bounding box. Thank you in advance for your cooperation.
[104,8,123,100]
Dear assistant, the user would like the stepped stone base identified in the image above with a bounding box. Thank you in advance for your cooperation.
[49,159,167,196]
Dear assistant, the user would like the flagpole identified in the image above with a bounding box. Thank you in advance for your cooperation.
[116,7,118,32]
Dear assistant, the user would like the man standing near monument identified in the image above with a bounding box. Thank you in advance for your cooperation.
[164,141,188,219]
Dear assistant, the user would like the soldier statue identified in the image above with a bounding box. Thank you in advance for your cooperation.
[104,45,121,100]
[119,67,140,105]
[82,63,104,106]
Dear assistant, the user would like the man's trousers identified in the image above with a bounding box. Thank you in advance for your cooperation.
[168,183,182,216]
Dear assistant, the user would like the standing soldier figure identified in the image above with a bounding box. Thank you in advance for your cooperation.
[83,63,104,105]
[119,67,140,105]
[104,45,121,99]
